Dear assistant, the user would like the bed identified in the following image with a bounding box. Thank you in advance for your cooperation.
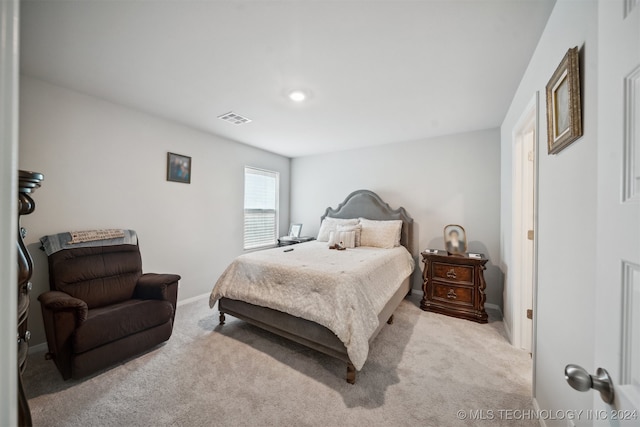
[209,190,415,383]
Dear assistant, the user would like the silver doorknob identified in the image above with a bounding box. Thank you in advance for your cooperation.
[565,364,615,404]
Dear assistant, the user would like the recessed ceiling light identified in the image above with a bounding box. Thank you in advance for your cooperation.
[288,90,307,102]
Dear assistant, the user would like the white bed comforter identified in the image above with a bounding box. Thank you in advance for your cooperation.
[209,241,415,370]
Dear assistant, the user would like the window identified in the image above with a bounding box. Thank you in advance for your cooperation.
[244,167,279,250]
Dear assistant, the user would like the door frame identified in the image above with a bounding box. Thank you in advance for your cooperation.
[510,92,540,382]
[0,0,20,425]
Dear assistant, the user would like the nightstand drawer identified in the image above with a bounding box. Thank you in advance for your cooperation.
[432,283,473,306]
[432,263,473,284]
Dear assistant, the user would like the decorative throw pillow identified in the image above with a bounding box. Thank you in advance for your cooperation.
[328,230,356,248]
[336,224,362,247]
[359,218,403,249]
[316,217,359,242]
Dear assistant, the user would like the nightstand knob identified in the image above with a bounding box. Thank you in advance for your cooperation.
[447,289,457,299]
[446,268,457,279]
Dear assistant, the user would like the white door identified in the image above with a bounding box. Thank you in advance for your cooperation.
[569,0,640,424]
[512,96,538,354]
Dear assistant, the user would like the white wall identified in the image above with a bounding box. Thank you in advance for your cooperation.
[19,76,291,347]
[500,0,598,421]
[291,128,503,308]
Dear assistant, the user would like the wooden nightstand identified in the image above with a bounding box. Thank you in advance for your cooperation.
[421,250,488,323]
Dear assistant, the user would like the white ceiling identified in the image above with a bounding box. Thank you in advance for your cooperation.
[20,0,555,158]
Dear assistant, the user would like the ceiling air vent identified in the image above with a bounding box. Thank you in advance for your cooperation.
[218,111,252,125]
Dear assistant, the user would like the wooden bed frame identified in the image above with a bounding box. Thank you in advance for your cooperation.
[217,189,414,384]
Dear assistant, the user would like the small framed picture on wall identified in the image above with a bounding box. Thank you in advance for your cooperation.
[546,46,583,154]
[167,152,191,184]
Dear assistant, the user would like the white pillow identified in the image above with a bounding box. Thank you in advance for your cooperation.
[359,218,403,249]
[336,224,362,247]
[328,230,356,248]
[316,217,359,242]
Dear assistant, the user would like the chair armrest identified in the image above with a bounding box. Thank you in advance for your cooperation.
[38,291,88,323]
[37,291,88,379]
[134,273,180,301]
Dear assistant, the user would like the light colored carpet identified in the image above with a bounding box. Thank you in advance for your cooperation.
[24,294,535,426]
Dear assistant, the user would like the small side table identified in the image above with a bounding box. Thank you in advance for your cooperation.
[421,250,488,323]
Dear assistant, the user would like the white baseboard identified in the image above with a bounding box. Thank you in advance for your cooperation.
[532,397,547,427]
[485,303,504,319]
[177,292,209,307]
[502,315,514,344]
[27,292,504,353]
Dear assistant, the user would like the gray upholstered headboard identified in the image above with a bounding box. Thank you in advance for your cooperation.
[320,189,414,253]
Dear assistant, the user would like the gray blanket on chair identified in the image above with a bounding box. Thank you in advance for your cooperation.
[40,229,138,255]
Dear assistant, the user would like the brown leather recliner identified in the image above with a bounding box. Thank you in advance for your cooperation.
[38,243,180,380]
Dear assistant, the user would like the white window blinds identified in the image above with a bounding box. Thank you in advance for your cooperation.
[244,167,279,250]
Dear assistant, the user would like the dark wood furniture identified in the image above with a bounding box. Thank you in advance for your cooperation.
[277,236,314,246]
[217,190,414,384]
[17,170,43,427]
[421,250,488,323]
